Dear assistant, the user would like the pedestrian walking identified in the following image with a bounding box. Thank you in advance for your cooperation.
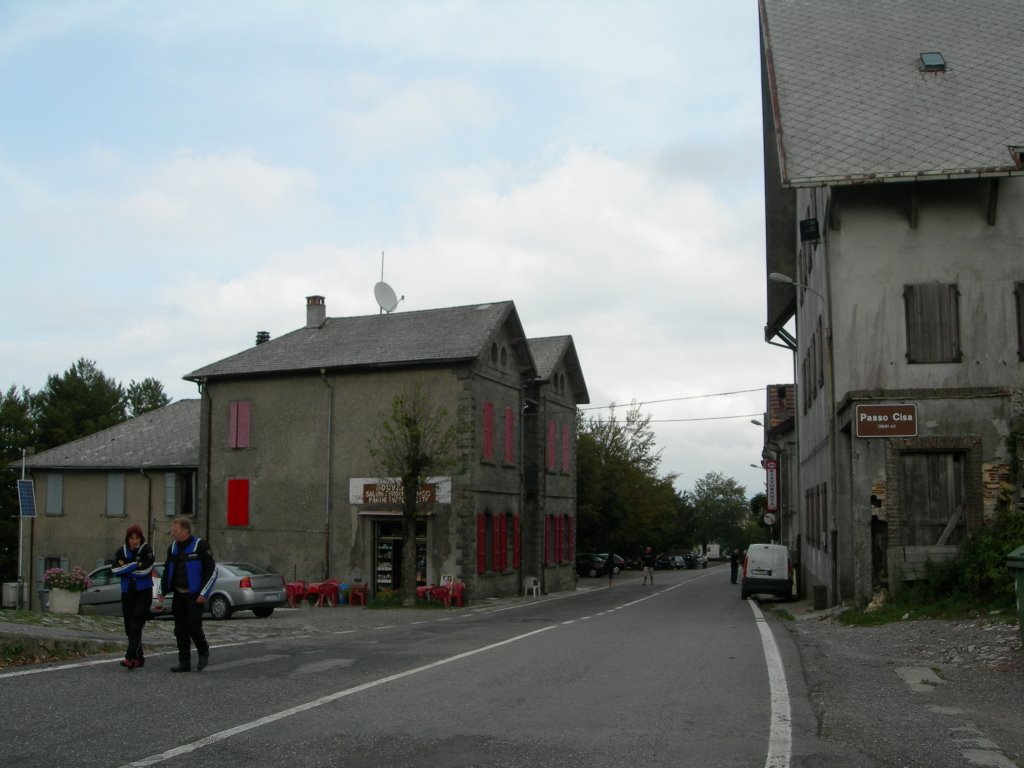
[606,552,616,587]
[641,546,656,585]
[112,524,155,669]
[160,516,217,672]
[730,548,742,584]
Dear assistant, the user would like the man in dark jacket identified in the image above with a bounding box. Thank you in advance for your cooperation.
[160,516,217,672]
[730,548,742,584]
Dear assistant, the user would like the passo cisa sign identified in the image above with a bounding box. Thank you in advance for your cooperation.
[855,403,918,438]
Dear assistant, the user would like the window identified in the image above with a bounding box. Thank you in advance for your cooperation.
[1015,282,1024,361]
[561,423,571,473]
[546,421,557,471]
[228,401,251,448]
[904,283,961,363]
[482,401,495,460]
[503,407,515,464]
[226,478,250,527]
[106,474,125,517]
[45,474,63,516]
[165,472,195,517]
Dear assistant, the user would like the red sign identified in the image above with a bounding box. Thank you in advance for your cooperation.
[855,404,918,438]
[765,460,779,512]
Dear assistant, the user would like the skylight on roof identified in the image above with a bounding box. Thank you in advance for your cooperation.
[920,52,946,71]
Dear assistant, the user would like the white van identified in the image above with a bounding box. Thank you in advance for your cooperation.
[741,543,793,601]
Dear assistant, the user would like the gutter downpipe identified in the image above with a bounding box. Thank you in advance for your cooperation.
[322,370,335,581]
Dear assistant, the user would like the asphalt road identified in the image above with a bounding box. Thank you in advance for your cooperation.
[1,565,1020,768]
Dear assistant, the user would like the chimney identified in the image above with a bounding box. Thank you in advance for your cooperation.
[255,331,270,346]
[306,295,326,328]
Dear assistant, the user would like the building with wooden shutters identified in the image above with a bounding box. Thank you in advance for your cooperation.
[759,0,1024,606]
[184,298,588,600]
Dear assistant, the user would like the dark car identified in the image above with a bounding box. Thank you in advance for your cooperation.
[595,553,626,574]
[655,555,674,570]
[681,553,700,569]
[575,553,610,578]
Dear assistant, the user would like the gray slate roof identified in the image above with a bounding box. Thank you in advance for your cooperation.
[527,335,590,405]
[20,399,200,471]
[761,0,1024,186]
[186,301,536,381]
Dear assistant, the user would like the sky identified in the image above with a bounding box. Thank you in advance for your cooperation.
[0,1,792,498]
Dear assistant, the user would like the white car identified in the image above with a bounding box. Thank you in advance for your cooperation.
[741,544,794,601]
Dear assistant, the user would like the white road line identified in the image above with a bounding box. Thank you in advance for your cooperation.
[117,625,557,768]
[749,600,792,768]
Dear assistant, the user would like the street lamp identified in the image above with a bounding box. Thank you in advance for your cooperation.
[769,271,826,302]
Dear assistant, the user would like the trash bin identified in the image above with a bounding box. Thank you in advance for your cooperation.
[1007,546,1024,647]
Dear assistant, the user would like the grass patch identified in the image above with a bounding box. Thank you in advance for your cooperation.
[838,594,1017,627]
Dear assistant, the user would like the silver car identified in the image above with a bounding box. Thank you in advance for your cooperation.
[79,565,169,617]
[198,562,286,620]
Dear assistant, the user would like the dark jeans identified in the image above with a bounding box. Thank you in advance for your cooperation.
[730,563,739,584]
[121,589,152,660]
[171,591,210,664]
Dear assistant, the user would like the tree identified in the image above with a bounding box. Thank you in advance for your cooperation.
[576,403,678,555]
[0,386,34,581]
[126,377,171,417]
[689,471,750,553]
[31,358,126,450]
[367,381,464,606]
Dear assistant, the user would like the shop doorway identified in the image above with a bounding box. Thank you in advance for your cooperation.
[373,519,427,593]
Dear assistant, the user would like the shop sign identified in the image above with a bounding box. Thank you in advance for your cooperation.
[855,404,918,438]
[349,476,452,505]
[765,460,779,513]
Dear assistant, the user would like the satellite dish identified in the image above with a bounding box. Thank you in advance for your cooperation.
[374,281,399,313]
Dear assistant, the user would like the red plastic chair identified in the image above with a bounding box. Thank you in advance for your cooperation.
[317,579,339,607]
[416,585,432,601]
[429,585,451,605]
[348,584,368,606]
[285,582,303,608]
[448,581,466,607]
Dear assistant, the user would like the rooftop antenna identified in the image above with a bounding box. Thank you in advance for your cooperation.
[374,250,403,314]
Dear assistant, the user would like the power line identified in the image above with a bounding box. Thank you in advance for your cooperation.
[588,412,763,424]
[578,387,764,412]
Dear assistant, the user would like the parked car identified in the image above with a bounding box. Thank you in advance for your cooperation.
[595,553,626,573]
[198,562,286,619]
[741,543,794,601]
[681,553,700,570]
[575,553,607,577]
[655,554,674,570]
[80,564,169,617]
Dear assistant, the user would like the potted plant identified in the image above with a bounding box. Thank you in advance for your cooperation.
[43,566,92,614]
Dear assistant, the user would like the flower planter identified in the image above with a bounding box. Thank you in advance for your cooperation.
[49,587,81,615]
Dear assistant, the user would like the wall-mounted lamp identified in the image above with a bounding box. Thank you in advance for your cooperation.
[799,217,820,243]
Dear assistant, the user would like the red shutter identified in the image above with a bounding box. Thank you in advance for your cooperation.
[544,515,552,564]
[492,515,503,572]
[546,421,556,471]
[477,514,487,574]
[561,423,570,472]
[504,407,515,463]
[512,516,521,569]
[229,402,251,449]
[499,515,508,571]
[482,402,494,460]
[567,516,575,559]
[226,478,250,526]
[554,515,563,562]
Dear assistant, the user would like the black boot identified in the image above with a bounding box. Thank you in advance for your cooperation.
[197,653,209,671]
[170,659,191,672]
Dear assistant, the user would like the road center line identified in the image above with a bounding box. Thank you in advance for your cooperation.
[749,600,792,768]
[117,624,558,768]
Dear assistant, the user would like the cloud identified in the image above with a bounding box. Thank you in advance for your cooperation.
[113,150,321,240]
[329,78,497,151]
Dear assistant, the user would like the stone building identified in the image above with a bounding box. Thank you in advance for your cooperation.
[760,0,1024,606]
[184,297,588,599]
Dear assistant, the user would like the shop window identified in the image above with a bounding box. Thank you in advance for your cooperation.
[904,283,961,363]
[482,401,495,460]
[227,478,250,527]
[228,401,251,449]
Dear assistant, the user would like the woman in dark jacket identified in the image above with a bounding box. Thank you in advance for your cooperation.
[112,524,155,669]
